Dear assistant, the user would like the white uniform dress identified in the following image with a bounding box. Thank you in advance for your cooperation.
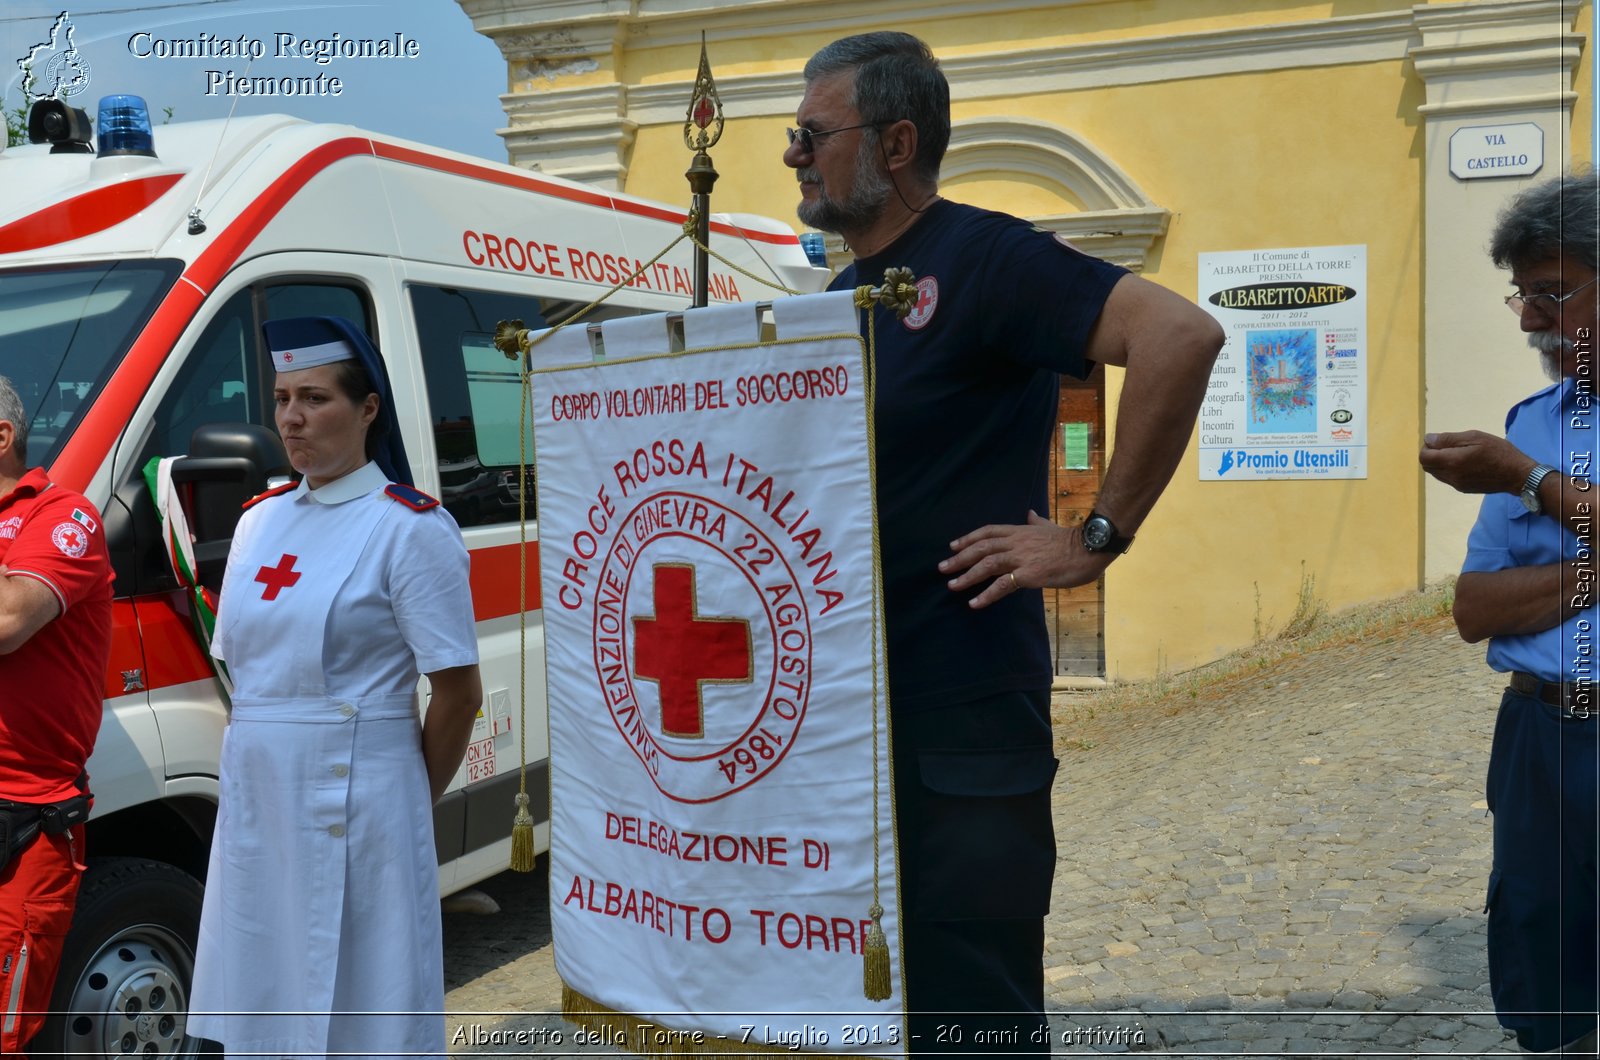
[189,462,478,1059]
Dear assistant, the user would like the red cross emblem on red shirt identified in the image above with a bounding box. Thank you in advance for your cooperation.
[255,553,302,601]
[633,564,752,739]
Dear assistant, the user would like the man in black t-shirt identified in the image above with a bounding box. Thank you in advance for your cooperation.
[784,32,1224,1054]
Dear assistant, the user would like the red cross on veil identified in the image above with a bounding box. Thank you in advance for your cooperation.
[633,564,752,739]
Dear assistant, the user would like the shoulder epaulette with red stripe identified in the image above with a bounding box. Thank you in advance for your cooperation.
[241,481,298,510]
[385,483,439,511]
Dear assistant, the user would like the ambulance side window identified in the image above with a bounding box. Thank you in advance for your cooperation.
[261,284,369,330]
[152,289,263,455]
[410,285,654,528]
[409,285,548,529]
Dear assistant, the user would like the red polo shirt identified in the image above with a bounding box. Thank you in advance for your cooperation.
[0,468,113,802]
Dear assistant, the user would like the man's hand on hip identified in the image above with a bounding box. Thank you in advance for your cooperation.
[940,510,1117,610]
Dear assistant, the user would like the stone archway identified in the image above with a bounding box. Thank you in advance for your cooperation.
[943,117,1170,271]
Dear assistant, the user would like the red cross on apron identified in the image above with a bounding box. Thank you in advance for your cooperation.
[255,553,303,600]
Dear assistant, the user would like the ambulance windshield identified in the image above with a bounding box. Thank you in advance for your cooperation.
[0,260,180,466]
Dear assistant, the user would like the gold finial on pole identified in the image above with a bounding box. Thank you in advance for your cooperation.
[494,318,531,361]
[683,32,723,308]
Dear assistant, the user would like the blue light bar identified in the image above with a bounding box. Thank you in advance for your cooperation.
[799,232,828,267]
[96,94,156,157]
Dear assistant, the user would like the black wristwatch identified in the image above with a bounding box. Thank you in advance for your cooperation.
[1081,511,1133,554]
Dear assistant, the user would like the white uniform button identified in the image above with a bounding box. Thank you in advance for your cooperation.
[329,824,346,837]
[332,764,349,777]
[338,704,355,718]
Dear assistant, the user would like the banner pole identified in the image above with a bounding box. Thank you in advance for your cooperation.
[683,32,724,308]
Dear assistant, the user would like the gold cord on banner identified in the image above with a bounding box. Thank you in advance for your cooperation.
[851,269,917,1001]
[682,210,804,297]
[508,346,537,872]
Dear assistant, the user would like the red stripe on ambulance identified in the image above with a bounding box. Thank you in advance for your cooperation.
[103,599,147,700]
[468,541,542,622]
[131,592,216,689]
[0,173,183,254]
[101,593,214,697]
[371,141,797,245]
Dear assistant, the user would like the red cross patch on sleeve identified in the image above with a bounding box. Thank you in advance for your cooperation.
[385,484,440,511]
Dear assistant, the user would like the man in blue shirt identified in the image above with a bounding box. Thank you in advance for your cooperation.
[784,32,1224,1054]
[1421,171,1599,1056]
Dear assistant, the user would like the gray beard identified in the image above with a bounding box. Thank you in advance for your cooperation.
[795,136,894,236]
[1529,331,1572,381]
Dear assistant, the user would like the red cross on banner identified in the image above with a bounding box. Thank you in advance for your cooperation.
[255,553,302,601]
[633,564,752,739]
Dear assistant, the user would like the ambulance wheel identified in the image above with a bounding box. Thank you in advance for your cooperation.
[34,857,215,1058]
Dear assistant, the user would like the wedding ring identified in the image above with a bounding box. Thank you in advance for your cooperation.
[1008,571,1018,590]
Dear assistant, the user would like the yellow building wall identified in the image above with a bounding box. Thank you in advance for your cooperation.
[568,0,1587,680]
[1577,3,1595,164]
[1088,63,1426,679]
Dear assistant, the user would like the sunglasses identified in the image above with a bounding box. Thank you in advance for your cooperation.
[785,122,881,153]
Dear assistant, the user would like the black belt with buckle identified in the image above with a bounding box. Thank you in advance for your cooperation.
[1508,671,1598,718]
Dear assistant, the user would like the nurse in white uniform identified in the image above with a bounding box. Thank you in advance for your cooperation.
[189,316,483,1059]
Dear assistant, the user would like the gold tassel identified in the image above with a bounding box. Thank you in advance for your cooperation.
[862,902,891,1000]
[510,790,536,872]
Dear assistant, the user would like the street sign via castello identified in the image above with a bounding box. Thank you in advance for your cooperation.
[1449,122,1544,181]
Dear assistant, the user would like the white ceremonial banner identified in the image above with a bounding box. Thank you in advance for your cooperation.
[531,293,903,1056]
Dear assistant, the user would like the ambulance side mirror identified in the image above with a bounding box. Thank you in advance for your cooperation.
[170,423,291,589]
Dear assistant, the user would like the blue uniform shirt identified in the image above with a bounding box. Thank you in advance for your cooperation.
[1461,377,1600,681]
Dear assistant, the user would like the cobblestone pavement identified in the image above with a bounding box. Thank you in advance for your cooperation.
[444,613,1529,1056]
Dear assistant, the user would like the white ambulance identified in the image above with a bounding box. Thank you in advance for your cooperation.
[0,94,823,1056]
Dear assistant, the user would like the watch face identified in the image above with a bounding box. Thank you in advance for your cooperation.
[1083,518,1111,549]
[1520,466,1552,514]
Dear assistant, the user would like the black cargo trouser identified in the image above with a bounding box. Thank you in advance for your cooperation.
[892,689,1058,1057]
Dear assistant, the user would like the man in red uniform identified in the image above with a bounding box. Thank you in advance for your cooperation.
[0,374,112,1052]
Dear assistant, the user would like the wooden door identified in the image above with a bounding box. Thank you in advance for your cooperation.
[1047,365,1106,677]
